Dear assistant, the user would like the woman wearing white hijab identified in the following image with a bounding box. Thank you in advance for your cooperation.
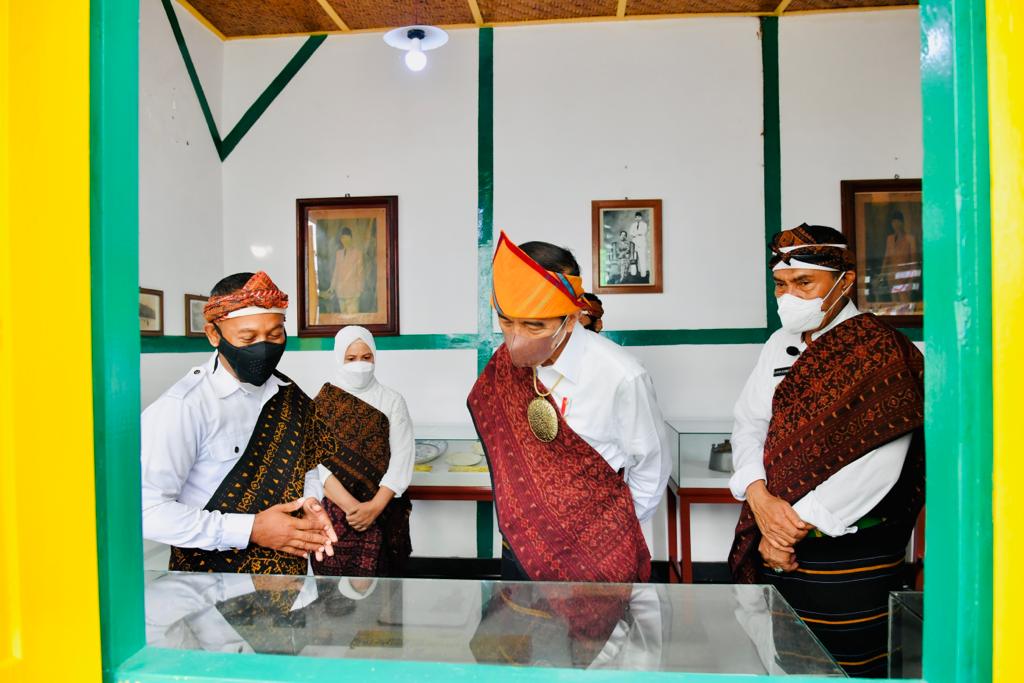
[308,326,414,577]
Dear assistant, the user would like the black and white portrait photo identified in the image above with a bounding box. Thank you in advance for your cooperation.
[592,199,663,294]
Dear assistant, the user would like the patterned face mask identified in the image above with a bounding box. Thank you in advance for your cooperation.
[214,324,286,386]
[776,275,851,334]
[504,316,570,368]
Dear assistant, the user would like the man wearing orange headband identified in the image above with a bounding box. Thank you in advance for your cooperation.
[468,233,670,583]
[141,271,337,576]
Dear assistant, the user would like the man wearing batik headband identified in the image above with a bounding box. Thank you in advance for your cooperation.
[141,271,337,575]
[727,224,925,677]
[467,233,670,584]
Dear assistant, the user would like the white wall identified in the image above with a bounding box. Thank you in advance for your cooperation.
[139,8,922,564]
[220,31,480,337]
[139,0,224,335]
[494,19,767,331]
[779,9,922,229]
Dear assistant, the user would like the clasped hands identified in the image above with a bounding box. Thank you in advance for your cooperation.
[746,480,812,573]
[343,499,385,533]
[251,497,338,561]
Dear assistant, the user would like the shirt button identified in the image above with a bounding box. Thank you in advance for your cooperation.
[234,446,240,453]
[193,370,200,375]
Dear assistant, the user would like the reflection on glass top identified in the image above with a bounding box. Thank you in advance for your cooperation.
[145,571,843,676]
[891,591,924,619]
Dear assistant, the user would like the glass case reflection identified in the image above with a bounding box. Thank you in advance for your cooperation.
[145,571,844,676]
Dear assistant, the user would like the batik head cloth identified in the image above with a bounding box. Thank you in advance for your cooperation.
[203,271,289,322]
[491,232,585,319]
[769,223,856,273]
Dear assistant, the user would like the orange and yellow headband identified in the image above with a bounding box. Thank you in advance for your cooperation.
[491,232,585,319]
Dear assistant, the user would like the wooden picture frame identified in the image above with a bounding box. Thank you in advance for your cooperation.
[296,196,400,337]
[840,179,923,328]
[139,287,164,337]
[591,199,663,294]
[184,294,208,338]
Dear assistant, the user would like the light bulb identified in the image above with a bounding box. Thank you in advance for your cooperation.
[404,37,427,72]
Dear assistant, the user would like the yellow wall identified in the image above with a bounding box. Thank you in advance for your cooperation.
[988,0,1024,680]
[0,1,103,681]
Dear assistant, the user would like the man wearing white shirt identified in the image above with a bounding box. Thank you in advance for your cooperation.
[468,233,670,584]
[727,224,925,678]
[141,271,336,574]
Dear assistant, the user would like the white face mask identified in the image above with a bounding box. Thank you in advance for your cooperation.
[776,275,851,334]
[338,360,375,390]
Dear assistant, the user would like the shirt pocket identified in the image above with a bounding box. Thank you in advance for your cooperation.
[201,429,251,463]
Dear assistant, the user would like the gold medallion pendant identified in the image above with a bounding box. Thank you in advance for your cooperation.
[527,396,559,443]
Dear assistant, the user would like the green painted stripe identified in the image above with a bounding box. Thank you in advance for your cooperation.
[899,327,923,342]
[920,1,992,682]
[140,329,781,354]
[476,27,497,378]
[476,501,494,562]
[159,0,222,152]
[605,328,769,346]
[160,0,325,161]
[760,16,782,333]
[92,0,146,677]
[475,28,496,560]
[218,35,327,160]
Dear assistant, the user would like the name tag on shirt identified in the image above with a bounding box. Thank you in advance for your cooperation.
[773,367,791,378]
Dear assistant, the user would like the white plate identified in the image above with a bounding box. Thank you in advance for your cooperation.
[420,439,448,455]
[446,451,483,467]
[415,443,442,464]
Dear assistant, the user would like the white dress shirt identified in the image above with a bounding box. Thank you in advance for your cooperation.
[141,353,293,550]
[146,573,319,652]
[536,327,671,522]
[309,382,416,501]
[729,302,912,537]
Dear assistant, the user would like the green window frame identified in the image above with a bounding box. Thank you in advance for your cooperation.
[90,0,992,680]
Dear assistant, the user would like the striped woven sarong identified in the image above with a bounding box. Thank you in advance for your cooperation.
[761,522,911,678]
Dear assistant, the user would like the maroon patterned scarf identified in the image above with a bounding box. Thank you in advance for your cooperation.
[308,384,412,577]
[729,314,925,582]
[468,345,651,583]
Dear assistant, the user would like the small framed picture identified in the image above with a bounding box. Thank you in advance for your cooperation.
[139,288,164,336]
[591,199,663,294]
[296,195,400,337]
[841,179,923,327]
[184,294,208,338]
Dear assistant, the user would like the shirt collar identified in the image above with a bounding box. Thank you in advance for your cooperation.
[810,300,860,342]
[206,352,289,399]
[546,324,586,385]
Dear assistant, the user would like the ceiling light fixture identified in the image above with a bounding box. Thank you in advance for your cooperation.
[383,25,448,73]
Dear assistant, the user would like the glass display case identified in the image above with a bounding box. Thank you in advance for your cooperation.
[663,419,737,583]
[889,591,923,678]
[410,425,491,501]
[665,419,734,487]
[145,571,844,676]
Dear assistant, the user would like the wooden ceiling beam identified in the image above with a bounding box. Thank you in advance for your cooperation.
[774,0,795,13]
[174,0,228,40]
[617,0,628,18]
[468,0,485,25]
[314,0,351,31]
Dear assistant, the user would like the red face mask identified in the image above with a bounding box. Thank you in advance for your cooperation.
[504,317,570,368]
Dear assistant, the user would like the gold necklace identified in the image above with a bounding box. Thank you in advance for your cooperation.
[528,368,564,443]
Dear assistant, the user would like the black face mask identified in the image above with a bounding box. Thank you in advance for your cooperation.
[213,324,286,386]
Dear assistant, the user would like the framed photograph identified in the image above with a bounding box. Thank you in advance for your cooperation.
[591,199,663,294]
[184,294,208,338]
[139,287,164,337]
[840,179,923,327]
[296,196,400,337]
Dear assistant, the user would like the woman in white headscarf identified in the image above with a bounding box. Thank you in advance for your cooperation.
[308,326,414,577]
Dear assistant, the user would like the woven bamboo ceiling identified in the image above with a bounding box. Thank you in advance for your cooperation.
[176,0,918,39]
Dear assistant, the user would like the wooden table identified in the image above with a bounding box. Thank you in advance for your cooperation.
[666,475,927,585]
[666,466,738,584]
